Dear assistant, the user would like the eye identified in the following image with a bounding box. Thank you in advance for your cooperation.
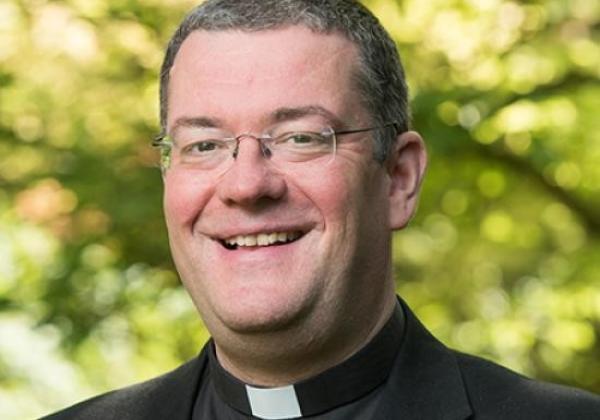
[182,140,222,155]
[290,133,315,144]
[280,132,327,147]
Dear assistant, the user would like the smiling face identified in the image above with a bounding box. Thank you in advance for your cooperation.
[163,26,420,374]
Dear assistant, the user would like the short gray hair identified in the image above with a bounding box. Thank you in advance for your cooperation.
[159,0,409,161]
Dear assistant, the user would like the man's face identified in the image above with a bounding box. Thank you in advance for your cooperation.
[164,27,408,344]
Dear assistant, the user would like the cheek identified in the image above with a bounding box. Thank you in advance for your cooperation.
[297,174,361,245]
[293,168,350,217]
[312,164,389,239]
[163,170,213,227]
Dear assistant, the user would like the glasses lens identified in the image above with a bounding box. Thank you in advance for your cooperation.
[171,129,233,169]
[271,129,335,163]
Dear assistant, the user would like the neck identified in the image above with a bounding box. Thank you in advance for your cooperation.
[214,291,397,386]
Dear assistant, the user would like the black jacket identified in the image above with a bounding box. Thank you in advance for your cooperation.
[42,301,600,419]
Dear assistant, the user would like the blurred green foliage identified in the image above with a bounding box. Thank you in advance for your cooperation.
[0,0,599,417]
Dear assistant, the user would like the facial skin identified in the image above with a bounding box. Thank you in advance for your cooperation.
[164,26,426,385]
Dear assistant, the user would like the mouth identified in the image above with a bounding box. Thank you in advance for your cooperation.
[219,231,304,250]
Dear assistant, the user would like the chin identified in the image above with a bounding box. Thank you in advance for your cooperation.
[213,293,315,335]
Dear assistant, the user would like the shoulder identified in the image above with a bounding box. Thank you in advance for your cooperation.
[40,353,207,420]
[454,351,600,419]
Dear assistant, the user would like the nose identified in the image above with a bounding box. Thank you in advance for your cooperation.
[216,135,287,206]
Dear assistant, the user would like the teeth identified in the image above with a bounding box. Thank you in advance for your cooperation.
[224,232,301,248]
[257,233,269,246]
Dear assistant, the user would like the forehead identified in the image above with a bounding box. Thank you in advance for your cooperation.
[167,26,364,129]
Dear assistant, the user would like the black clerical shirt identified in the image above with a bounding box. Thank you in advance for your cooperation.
[42,297,600,419]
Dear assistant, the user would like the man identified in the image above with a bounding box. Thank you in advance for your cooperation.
[44,1,600,419]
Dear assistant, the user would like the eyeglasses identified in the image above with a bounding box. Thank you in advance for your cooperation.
[153,122,399,171]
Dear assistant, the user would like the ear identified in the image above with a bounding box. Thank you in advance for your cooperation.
[387,131,427,230]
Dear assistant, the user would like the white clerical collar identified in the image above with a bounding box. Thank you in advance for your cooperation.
[246,384,302,419]
[207,301,405,419]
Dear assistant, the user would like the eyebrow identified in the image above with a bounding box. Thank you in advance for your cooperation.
[271,105,342,126]
[171,116,224,132]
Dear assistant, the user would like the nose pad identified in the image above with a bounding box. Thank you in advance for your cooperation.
[232,134,272,160]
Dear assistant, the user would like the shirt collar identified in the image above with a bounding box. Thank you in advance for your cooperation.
[208,302,405,419]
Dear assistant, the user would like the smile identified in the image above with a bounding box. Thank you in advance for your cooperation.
[221,231,303,250]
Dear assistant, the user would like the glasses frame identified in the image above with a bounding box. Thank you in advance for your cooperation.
[152,121,400,170]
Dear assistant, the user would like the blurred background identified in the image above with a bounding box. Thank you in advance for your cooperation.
[0,0,599,417]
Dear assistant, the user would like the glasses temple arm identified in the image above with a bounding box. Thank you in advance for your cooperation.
[334,122,400,137]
